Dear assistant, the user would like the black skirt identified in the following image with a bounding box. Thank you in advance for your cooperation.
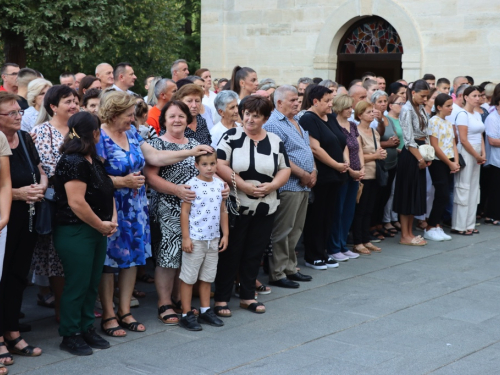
[393,140,427,216]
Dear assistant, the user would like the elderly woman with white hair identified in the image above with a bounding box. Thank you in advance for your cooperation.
[369,90,401,239]
[210,90,240,148]
[21,78,53,132]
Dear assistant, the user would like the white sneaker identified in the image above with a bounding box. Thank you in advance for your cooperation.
[343,250,360,259]
[424,227,444,242]
[437,227,452,241]
[330,252,349,262]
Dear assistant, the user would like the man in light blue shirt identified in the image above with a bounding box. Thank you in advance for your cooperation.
[263,85,316,288]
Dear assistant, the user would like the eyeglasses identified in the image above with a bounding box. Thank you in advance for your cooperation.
[3,72,18,77]
[394,102,406,106]
[0,110,24,118]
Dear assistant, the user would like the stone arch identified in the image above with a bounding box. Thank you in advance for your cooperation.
[313,0,422,81]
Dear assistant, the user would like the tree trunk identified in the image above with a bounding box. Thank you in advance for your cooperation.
[3,30,26,67]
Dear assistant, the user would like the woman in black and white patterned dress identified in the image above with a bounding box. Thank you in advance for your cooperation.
[214,96,290,316]
[144,100,218,325]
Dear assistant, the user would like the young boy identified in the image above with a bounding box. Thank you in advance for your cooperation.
[436,78,451,95]
[179,152,228,331]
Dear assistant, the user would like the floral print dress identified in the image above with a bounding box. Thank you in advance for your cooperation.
[96,126,151,268]
[32,122,64,278]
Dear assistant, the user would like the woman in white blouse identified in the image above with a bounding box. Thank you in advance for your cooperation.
[452,86,485,235]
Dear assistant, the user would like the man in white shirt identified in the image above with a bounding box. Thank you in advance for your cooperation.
[112,62,137,94]
[95,63,114,90]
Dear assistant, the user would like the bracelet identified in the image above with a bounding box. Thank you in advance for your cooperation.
[418,158,424,163]
[312,168,318,173]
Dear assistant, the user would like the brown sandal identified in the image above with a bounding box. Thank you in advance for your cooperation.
[352,245,371,255]
[364,242,381,252]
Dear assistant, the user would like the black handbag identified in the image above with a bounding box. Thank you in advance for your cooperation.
[458,154,466,168]
[17,130,55,235]
[372,129,388,187]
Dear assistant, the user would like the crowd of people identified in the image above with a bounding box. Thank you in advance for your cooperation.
[0,59,498,373]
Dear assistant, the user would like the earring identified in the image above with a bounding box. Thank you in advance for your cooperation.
[54,112,57,116]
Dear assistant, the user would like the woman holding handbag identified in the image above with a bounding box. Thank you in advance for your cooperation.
[352,101,387,255]
[393,80,431,246]
[452,86,486,235]
[425,94,460,241]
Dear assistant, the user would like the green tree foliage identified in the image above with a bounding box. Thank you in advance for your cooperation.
[0,0,201,95]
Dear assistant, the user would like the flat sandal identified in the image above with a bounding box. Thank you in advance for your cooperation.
[5,336,41,357]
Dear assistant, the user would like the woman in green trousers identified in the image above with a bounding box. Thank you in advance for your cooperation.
[53,112,117,356]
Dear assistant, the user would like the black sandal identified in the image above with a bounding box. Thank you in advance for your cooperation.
[471,229,480,234]
[214,305,232,317]
[5,336,41,357]
[100,317,127,337]
[239,301,266,314]
[383,224,398,235]
[451,229,473,236]
[117,313,146,332]
[171,297,199,316]
[0,342,14,365]
[157,305,179,325]
[379,228,395,238]
[369,230,385,240]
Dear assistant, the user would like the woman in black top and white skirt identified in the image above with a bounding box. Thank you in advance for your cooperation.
[393,80,431,246]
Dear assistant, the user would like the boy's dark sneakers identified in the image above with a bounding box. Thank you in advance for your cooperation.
[82,327,110,349]
[180,311,202,331]
[60,334,93,356]
[198,308,224,327]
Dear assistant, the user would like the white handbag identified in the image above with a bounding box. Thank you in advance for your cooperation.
[418,136,435,161]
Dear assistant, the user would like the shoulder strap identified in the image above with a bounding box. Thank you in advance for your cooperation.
[455,110,467,125]
[17,131,36,175]
[371,128,378,150]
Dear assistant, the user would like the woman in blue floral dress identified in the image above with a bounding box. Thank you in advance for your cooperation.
[96,91,213,337]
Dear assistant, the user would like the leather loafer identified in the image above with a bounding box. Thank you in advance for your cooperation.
[269,278,300,289]
[287,272,312,282]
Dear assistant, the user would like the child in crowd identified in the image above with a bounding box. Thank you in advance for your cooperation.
[436,78,451,95]
[179,152,229,331]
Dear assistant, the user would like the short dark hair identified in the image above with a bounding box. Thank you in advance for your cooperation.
[44,85,75,116]
[159,100,193,131]
[144,75,155,86]
[0,63,19,76]
[437,78,450,86]
[82,88,100,107]
[17,68,37,87]
[465,75,474,85]
[195,152,216,164]
[78,75,100,98]
[423,74,435,81]
[114,62,132,81]
[348,79,362,89]
[241,95,273,119]
[308,85,333,104]
[60,111,100,158]
[175,78,194,90]
[312,77,323,84]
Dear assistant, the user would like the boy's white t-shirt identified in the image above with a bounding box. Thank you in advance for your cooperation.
[185,176,224,240]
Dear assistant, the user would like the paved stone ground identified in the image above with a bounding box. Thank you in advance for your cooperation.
[7,223,500,374]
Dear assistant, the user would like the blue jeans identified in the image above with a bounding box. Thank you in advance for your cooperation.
[327,178,359,254]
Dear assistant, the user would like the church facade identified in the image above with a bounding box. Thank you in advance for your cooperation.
[200,0,499,85]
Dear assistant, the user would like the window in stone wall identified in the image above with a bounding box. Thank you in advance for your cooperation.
[340,17,403,54]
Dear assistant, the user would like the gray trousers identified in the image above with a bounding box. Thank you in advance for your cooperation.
[269,191,309,281]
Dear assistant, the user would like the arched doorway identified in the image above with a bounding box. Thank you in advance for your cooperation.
[336,16,403,86]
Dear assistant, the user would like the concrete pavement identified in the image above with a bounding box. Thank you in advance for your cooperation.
[8,223,500,374]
